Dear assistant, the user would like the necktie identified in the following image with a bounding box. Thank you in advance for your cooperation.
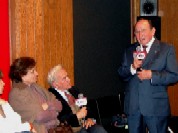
[64,92,75,106]
[143,46,147,54]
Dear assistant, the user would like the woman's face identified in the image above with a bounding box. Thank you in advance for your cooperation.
[22,67,38,85]
[0,79,5,94]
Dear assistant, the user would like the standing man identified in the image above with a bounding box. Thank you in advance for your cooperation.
[47,64,108,133]
[118,18,178,133]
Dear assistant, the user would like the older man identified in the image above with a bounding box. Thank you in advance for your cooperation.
[47,64,108,133]
[118,18,178,133]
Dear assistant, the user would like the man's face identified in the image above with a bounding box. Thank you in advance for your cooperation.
[134,20,155,46]
[54,68,71,91]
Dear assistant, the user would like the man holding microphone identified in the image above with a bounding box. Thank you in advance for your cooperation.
[118,18,178,133]
[47,64,107,133]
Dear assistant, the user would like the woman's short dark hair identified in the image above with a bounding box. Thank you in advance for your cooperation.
[9,57,36,82]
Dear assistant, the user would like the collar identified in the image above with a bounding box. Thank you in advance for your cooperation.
[54,88,69,101]
[13,81,29,89]
[141,37,155,51]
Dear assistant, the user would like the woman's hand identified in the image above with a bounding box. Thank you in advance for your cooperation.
[42,103,48,110]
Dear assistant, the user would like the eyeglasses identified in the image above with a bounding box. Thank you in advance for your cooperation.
[134,29,147,35]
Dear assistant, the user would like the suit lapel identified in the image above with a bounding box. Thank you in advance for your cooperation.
[142,39,160,68]
[50,88,69,107]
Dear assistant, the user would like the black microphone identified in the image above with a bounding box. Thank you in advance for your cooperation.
[133,46,147,71]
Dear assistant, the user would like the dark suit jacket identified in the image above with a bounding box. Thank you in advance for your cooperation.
[118,39,178,116]
[49,87,86,127]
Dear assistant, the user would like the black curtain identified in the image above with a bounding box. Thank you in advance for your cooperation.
[73,0,131,99]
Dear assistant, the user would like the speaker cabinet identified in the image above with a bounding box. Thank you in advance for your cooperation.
[137,16,161,40]
[140,0,158,16]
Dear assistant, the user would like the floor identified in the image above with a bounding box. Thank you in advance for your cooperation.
[104,116,178,133]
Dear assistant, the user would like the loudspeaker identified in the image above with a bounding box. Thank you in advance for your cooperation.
[140,0,158,16]
[137,16,161,40]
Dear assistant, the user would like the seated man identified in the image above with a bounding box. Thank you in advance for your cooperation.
[47,64,108,133]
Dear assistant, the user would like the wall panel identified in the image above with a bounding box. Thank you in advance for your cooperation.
[9,0,74,89]
[159,0,178,116]
[73,0,131,99]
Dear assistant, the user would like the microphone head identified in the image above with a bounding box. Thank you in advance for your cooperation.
[75,94,87,107]
[133,46,147,60]
[136,46,141,52]
[78,93,84,99]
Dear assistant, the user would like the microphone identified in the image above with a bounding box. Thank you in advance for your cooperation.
[133,46,147,71]
[75,93,87,108]
[75,93,87,123]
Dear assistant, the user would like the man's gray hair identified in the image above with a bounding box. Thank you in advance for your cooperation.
[47,64,63,86]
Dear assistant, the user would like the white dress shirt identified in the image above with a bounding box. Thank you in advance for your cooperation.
[54,88,69,102]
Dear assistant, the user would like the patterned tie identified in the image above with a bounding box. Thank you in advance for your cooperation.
[64,92,82,126]
[64,92,75,106]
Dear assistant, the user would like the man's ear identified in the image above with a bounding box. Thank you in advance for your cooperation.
[52,82,57,88]
[152,27,156,36]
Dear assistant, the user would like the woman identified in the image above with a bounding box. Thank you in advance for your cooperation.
[0,70,33,133]
[9,57,62,133]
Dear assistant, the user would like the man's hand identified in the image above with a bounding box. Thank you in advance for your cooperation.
[137,69,152,80]
[132,58,143,70]
[76,107,87,119]
[83,118,95,129]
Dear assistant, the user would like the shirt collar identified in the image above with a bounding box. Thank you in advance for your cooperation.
[54,88,69,101]
[140,37,155,51]
[147,37,155,48]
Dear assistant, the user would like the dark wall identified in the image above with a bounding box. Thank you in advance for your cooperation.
[73,0,131,99]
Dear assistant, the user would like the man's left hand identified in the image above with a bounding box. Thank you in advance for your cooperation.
[83,118,95,129]
[137,69,152,80]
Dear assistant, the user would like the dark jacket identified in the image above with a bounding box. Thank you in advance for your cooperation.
[49,87,84,127]
[118,39,178,116]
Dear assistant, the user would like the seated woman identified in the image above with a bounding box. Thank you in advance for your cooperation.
[0,69,34,133]
[8,57,62,133]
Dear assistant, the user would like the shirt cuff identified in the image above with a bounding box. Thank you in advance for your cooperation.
[130,64,137,75]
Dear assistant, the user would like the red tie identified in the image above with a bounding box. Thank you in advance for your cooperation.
[64,92,75,106]
[143,46,147,54]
